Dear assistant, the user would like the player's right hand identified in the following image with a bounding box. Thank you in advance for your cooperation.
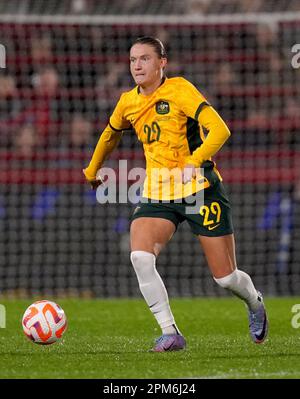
[82,169,103,190]
[89,178,103,190]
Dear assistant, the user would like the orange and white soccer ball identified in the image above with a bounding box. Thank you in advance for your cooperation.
[22,300,67,345]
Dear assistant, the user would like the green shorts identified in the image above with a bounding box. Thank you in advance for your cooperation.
[131,181,234,237]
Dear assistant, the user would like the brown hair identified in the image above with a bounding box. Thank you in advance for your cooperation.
[131,36,167,58]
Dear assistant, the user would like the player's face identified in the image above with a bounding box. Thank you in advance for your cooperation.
[130,44,167,88]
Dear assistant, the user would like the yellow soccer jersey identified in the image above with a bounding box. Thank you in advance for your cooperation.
[109,76,223,200]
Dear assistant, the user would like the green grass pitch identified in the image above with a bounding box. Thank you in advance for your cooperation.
[0,297,299,379]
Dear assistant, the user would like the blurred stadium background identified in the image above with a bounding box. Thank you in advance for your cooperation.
[0,0,299,299]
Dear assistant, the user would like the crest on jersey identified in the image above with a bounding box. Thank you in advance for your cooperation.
[156,100,170,115]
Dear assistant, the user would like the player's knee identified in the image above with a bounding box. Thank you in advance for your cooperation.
[130,251,156,278]
[213,269,239,289]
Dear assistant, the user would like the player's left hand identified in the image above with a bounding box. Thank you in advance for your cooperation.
[182,163,197,184]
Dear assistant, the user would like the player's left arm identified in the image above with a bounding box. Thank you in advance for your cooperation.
[177,78,231,182]
[185,105,231,167]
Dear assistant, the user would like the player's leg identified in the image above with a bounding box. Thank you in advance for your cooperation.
[198,233,268,343]
[131,216,175,256]
[184,180,268,343]
[198,233,259,306]
[130,216,186,351]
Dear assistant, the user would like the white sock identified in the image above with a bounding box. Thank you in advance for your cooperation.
[130,250,180,335]
[214,269,261,311]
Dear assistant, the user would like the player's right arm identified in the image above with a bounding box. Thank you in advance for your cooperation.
[83,93,130,189]
[83,124,123,188]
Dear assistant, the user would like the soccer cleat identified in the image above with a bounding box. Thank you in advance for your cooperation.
[151,334,186,352]
[248,292,268,344]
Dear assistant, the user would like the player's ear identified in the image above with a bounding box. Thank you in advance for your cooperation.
[161,57,167,69]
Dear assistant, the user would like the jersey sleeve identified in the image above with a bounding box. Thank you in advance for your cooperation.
[109,93,131,131]
[185,106,231,167]
[83,124,123,181]
[176,77,210,119]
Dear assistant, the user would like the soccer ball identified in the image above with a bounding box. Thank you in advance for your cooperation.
[22,300,67,345]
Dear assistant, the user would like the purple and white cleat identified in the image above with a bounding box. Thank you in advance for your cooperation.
[248,292,268,344]
[151,334,186,352]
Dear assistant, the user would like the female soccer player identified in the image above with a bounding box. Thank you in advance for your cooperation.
[83,36,268,352]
